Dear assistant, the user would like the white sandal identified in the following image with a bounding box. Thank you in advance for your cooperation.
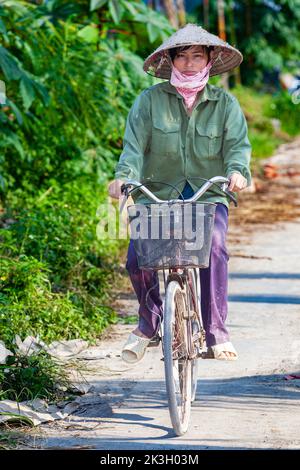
[121,332,151,364]
[205,341,238,361]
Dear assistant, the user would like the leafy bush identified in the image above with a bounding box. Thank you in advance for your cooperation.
[0,176,125,347]
[2,176,121,279]
[0,255,116,346]
[0,1,171,197]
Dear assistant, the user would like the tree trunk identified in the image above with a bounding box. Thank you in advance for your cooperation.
[245,0,252,36]
[162,0,178,29]
[228,0,241,86]
[245,0,254,69]
[203,0,209,30]
[217,0,228,89]
[217,0,226,41]
[176,0,186,27]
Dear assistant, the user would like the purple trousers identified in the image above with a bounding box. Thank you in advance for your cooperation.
[125,203,230,347]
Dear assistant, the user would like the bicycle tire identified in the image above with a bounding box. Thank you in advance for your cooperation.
[188,268,201,402]
[163,280,192,436]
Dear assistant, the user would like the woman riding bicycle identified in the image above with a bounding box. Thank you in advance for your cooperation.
[108,23,251,363]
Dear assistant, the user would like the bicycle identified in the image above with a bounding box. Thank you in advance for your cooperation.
[120,176,237,436]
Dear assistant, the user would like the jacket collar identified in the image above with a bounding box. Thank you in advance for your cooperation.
[161,81,220,104]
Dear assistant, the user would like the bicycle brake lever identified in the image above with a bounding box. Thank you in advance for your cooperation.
[119,184,129,214]
[224,189,238,207]
[221,182,238,207]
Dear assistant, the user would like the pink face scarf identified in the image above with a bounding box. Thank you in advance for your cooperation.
[170,59,213,110]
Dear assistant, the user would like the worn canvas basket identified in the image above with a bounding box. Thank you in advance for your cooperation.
[127,202,216,270]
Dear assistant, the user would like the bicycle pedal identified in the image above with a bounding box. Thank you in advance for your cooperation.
[199,351,213,359]
[160,355,180,361]
[148,334,161,348]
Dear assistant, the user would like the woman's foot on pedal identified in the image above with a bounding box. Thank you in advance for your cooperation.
[203,341,238,361]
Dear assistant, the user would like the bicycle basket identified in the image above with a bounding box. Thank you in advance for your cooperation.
[127,202,216,270]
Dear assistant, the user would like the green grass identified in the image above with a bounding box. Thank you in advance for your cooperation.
[0,351,73,403]
[232,85,273,122]
[0,427,29,450]
[248,129,283,160]
[117,315,138,325]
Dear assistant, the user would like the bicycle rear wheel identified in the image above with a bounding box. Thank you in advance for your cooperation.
[163,280,192,436]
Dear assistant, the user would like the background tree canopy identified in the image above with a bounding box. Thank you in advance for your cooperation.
[188,0,300,86]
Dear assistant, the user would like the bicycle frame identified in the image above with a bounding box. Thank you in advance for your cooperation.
[159,267,204,356]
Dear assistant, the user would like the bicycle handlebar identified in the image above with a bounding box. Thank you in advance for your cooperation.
[120,176,238,211]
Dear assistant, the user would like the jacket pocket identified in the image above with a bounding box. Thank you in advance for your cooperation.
[151,119,180,156]
[194,122,223,159]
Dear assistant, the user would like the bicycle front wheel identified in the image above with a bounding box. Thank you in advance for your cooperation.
[189,268,201,402]
[163,280,192,436]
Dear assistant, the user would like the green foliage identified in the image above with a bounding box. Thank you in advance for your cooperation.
[0,31,144,193]
[0,1,164,352]
[248,129,283,160]
[0,254,117,346]
[264,90,300,136]
[89,0,173,43]
[0,350,71,402]
[2,177,121,279]
[231,85,291,160]
[0,177,122,347]
[0,0,171,197]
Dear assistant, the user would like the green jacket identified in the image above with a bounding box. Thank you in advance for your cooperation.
[115,81,252,208]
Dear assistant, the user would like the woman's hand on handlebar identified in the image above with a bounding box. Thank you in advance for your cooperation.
[227,172,247,192]
[108,179,124,199]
